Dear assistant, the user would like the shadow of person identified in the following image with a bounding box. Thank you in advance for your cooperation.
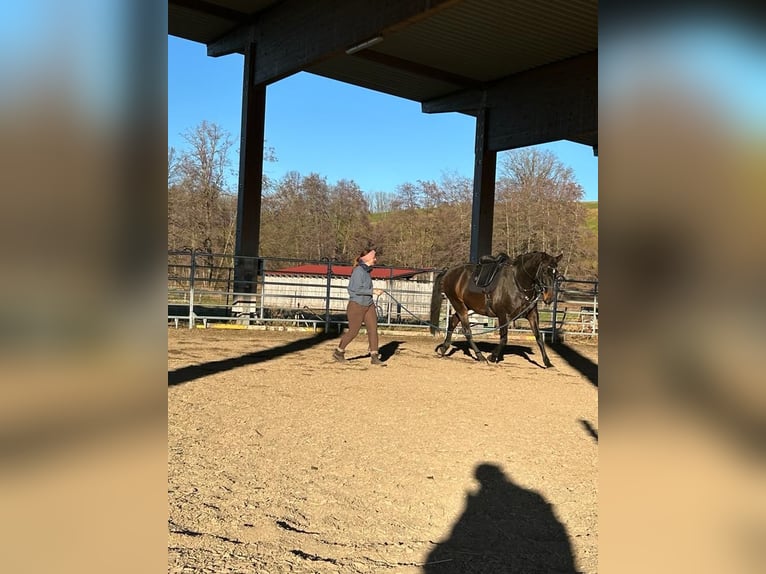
[378,340,403,361]
[423,463,578,573]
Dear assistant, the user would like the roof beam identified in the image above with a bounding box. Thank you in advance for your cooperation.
[566,130,598,154]
[207,22,256,57]
[422,51,597,152]
[350,50,484,91]
[169,0,245,23]
[421,89,484,115]
[207,0,462,85]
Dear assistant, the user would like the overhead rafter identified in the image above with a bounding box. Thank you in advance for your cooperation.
[170,0,245,23]
[350,50,484,91]
[422,51,597,152]
[206,0,461,85]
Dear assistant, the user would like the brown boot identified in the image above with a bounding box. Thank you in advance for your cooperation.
[370,353,386,366]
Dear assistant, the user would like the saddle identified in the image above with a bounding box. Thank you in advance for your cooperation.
[471,252,511,294]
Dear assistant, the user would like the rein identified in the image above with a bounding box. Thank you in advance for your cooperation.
[474,262,549,334]
[472,255,552,333]
[466,292,542,336]
[375,256,554,336]
[382,288,539,336]
[513,256,549,301]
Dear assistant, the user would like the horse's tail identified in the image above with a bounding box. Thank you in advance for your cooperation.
[430,269,448,335]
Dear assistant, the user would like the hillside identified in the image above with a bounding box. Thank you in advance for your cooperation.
[372,201,598,235]
[582,201,598,234]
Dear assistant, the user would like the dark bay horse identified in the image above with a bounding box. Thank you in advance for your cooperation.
[430,251,562,368]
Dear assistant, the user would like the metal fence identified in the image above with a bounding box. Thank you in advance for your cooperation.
[168,250,598,341]
[551,277,599,341]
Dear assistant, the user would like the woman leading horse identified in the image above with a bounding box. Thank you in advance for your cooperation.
[430,251,562,368]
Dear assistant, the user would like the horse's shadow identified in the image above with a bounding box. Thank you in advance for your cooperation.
[443,341,541,367]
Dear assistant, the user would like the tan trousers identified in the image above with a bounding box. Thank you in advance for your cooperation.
[338,301,378,353]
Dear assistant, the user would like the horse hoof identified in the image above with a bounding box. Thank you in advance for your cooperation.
[435,345,446,357]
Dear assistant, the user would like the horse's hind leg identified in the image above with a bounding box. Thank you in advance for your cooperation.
[459,314,487,363]
[435,311,460,356]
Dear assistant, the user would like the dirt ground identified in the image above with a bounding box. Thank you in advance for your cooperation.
[168,326,598,573]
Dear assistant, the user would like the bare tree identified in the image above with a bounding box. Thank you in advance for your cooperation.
[365,191,394,214]
[494,148,593,276]
[432,171,472,266]
[260,171,304,258]
[169,125,596,277]
[260,173,373,261]
[167,121,238,287]
[329,179,372,260]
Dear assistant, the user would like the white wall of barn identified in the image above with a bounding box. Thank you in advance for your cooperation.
[260,274,435,319]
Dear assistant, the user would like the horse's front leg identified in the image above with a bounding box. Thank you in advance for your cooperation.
[459,314,487,363]
[489,313,508,363]
[435,311,460,356]
[527,308,553,368]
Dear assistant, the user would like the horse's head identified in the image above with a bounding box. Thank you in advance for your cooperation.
[538,253,563,304]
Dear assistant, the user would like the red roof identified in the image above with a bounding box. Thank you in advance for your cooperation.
[271,264,430,280]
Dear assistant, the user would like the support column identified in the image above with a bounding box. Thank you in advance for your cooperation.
[469,107,497,263]
[234,43,266,296]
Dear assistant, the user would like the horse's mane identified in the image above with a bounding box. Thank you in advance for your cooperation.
[511,251,546,268]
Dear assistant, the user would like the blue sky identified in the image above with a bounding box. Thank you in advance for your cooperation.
[168,35,599,202]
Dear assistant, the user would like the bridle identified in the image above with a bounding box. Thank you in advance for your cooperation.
[513,255,558,302]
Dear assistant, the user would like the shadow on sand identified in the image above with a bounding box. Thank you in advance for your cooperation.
[579,419,598,443]
[549,342,598,387]
[344,340,404,364]
[378,340,403,361]
[443,341,541,366]
[168,331,339,387]
[424,463,578,573]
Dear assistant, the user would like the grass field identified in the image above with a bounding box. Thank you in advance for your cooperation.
[582,201,598,233]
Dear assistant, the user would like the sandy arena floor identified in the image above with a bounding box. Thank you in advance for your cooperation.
[168,326,598,573]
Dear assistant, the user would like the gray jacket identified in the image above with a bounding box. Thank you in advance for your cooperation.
[347,263,374,306]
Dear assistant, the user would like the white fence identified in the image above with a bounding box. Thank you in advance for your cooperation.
[551,278,599,340]
[168,251,597,341]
